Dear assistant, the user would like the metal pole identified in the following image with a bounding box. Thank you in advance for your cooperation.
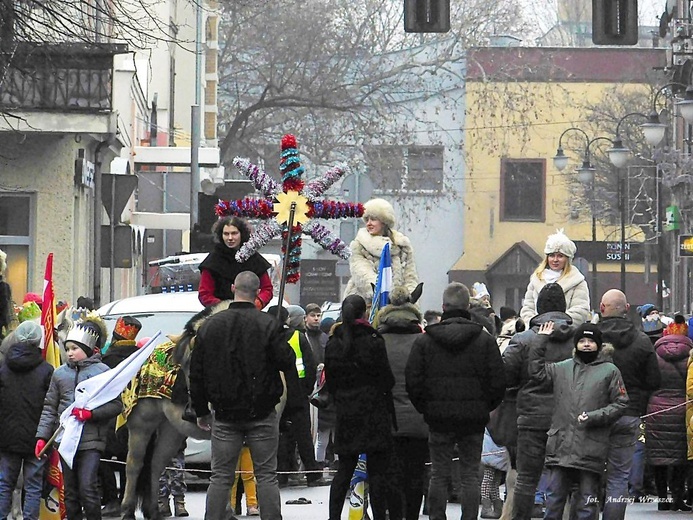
[276,203,297,316]
[109,175,115,302]
[657,163,664,310]
[190,105,201,251]
[592,212,598,300]
[619,170,626,293]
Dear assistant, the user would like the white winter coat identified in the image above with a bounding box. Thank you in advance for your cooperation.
[344,228,418,302]
[520,267,591,325]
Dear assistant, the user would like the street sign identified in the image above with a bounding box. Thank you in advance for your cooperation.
[572,241,644,263]
[679,235,693,257]
[341,173,374,203]
[102,174,138,223]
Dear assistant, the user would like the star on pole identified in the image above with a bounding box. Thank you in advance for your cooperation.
[214,134,364,283]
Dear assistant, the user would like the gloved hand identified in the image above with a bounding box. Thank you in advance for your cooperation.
[71,407,92,422]
[35,439,47,459]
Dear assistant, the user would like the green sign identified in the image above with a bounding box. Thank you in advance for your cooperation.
[664,205,681,232]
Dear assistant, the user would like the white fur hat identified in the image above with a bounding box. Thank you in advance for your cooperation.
[544,229,577,259]
[362,198,396,229]
[0,249,6,273]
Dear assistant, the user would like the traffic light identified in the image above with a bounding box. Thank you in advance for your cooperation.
[592,0,638,45]
[404,0,450,33]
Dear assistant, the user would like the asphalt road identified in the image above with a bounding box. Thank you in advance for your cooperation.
[154,483,687,519]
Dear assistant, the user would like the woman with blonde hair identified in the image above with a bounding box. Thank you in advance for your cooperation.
[520,230,591,325]
[344,198,418,303]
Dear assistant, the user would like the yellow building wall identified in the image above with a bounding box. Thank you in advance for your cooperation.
[455,80,650,275]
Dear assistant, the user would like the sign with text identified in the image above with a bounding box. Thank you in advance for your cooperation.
[573,241,644,263]
[300,259,340,307]
[679,235,693,257]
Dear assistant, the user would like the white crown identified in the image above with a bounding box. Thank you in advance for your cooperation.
[65,323,99,351]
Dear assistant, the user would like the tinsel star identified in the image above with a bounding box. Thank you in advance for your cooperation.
[215,134,363,283]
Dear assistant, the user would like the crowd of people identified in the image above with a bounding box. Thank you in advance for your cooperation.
[2,198,693,520]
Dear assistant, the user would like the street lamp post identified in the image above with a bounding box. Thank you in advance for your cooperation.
[553,127,622,296]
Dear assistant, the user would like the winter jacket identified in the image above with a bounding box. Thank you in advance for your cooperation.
[686,351,693,460]
[324,320,395,455]
[36,354,122,453]
[520,267,591,325]
[0,342,53,455]
[405,309,506,434]
[503,311,575,430]
[189,301,298,422]
[646,334,692,465]
[344,228,418,302]
[377,302,428,439]
[529,337,628,475]
[281,327,316,396]
[305,327,328,366]
[598,316,661,417]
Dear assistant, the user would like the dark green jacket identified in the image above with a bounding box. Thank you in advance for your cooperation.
[529,337,628,474]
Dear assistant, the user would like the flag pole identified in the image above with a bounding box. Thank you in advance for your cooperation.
[275,202,297,318]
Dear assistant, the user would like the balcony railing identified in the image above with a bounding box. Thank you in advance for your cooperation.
[0,42,127,112]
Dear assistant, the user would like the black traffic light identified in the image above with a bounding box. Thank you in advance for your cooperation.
[592,0,638,45]
[404,0,450,33]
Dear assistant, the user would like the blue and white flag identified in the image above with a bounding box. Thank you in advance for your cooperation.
[57,332,161,468]
[369,242,392,323]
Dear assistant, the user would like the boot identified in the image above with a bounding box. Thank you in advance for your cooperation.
[158,497,172,518]
[492,498,504,518]
[174,496,189,517]
[481,498,500,519]
[512,493,535,520]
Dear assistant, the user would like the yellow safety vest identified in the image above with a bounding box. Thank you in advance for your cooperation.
[288,330,306,379]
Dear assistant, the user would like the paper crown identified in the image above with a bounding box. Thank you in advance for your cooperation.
[65,323,100,351]
[114,316,142,341]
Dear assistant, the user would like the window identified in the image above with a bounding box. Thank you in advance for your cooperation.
[365,145,444,193]
[500,159,545,221]
[407,146,444,191]
[0,193,32,301]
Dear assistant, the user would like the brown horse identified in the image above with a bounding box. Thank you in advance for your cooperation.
[120,303,287,520]
[119,304,216,520]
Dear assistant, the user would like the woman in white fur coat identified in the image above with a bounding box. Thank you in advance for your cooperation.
[344,198,419,303]
[520,230,591,325]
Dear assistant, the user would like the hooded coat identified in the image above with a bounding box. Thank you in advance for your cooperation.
[405,309,506,434]
[520,267,591,325]
[0,341,53,455]
[344,228,418,302]
[645,334,692,465]
[324,321,395,455]
[503,311,575,430]
[598,316,661,417]
[377,302,428,439]
[529,336,628,474]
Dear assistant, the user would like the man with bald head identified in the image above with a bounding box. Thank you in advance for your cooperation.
[190,271,300,520]
[598,289,661,519]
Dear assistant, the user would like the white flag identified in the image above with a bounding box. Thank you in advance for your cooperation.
[58,332,161,468]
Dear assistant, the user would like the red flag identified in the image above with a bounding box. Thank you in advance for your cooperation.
[39,253,66,520]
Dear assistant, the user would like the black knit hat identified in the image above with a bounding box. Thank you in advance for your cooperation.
[574,323,603,349]
[536,283,566,315]
[500,306,517,321]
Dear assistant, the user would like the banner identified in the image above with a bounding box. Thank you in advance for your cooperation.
[39,253,65,520]
[347,453,368,520]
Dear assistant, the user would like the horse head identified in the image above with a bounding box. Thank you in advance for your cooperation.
[170,300,231,375]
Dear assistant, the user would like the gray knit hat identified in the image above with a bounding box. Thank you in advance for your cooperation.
[15,321,43,347]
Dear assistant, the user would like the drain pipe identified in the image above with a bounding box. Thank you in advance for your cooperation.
[93,138,112,307]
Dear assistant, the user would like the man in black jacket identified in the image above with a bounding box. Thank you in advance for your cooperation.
[190,271,299,520]
[598,289,661,519]
[406,282,506,520]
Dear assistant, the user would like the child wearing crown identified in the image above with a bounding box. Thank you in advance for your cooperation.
[35,314,122,520]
